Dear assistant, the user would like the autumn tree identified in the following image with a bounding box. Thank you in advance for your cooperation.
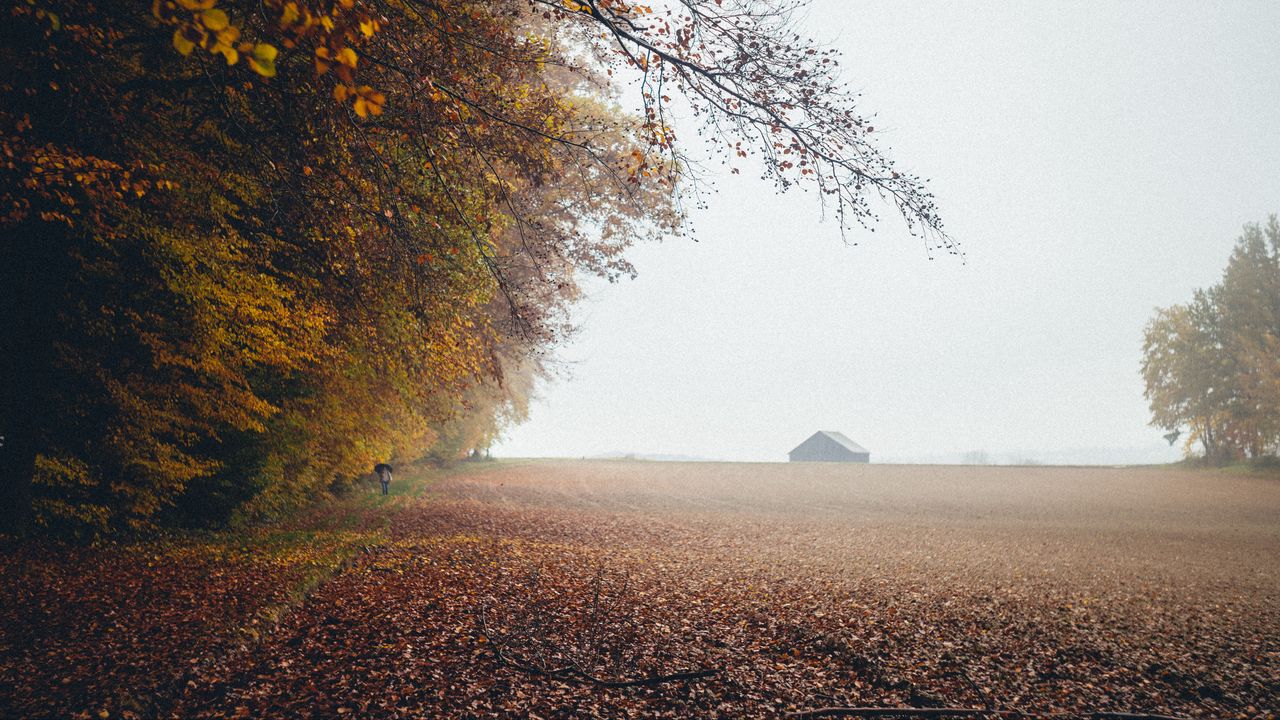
[1142,216,1280,462]
[1,0,948,536]
[1216,217,1280,454]
[1142,291,1233,460]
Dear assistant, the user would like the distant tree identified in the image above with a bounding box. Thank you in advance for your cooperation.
[1216,217,1280,454]
[1141,216,1280,462]
[1142,292,1232,460]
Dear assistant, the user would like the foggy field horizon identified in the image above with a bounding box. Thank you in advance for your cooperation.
[497,439,1186,466]
[491,452,1185,466]
[497,0,1280,466]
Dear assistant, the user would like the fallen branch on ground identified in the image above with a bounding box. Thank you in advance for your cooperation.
[785,707,1191,720]
[786,710,1001,719]
[572,665,720,688]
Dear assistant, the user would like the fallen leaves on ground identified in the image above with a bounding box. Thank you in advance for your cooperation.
[2,466,1277,719]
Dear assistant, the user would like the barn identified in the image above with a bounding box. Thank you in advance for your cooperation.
[788,431,870,463]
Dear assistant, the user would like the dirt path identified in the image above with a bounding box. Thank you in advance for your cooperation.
[166,461,1278,719]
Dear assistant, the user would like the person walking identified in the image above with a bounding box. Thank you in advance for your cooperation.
[374,463,393,495]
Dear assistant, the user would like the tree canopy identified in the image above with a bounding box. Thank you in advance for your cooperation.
[1,0,949,537]
[1142,216,1280,462]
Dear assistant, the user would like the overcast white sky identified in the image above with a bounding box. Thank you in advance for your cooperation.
[497,0,1280,463]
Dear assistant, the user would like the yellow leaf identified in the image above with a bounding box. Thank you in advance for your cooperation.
[354,86,385,117]
[314,46,332,74]
[337,47,357,68]
[248,59,276,77]
[217,45,238,66]
[359,19,378,37]
[201,8,229,31]
[280,2,301,26]
[172,28,196,56]
[254,43,278,62]
[247,43,277,77]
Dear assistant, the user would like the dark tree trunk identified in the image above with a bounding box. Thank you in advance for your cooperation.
[0,430,36,536]
[1,220,65,536]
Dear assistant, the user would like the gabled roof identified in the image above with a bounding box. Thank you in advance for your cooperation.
[818,431,868,454]
[789,431,869,455]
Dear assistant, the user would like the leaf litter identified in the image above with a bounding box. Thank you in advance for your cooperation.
[3,462,1277,719]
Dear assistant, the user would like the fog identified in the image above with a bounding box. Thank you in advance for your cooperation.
[497,0,1280,464]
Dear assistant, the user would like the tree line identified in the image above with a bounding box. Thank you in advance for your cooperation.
[0,0,949,537]
[1142,216,1280,463]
